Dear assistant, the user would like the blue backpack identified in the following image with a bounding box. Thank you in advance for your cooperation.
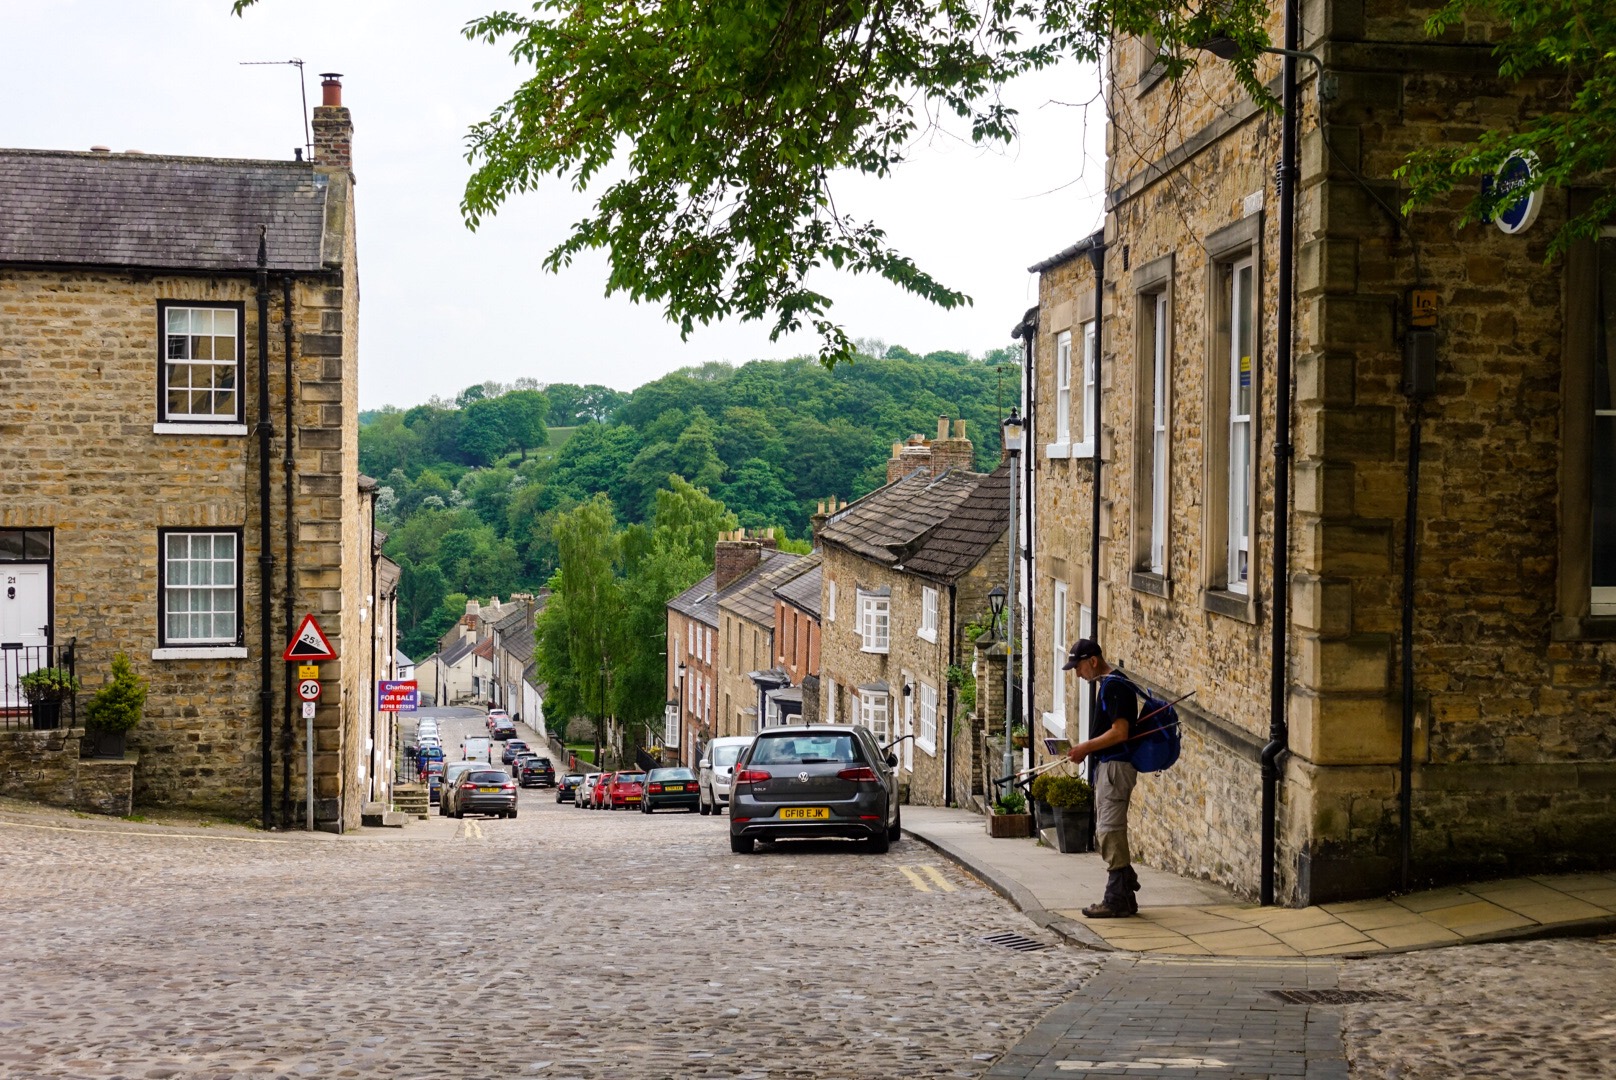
[1103,674,1182,773]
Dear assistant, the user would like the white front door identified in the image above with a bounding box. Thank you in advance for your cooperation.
[2,563,50,707]
[902,684,914,772]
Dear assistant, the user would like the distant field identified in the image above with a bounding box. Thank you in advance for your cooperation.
[548,426,579,448]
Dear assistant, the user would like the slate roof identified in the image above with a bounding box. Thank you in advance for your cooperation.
[491,606,530,636]
[668,571,720,628]
[393,649,414,669]
[718,551,804,627]
[817,469,981,566]
[439,637,476,668]
[773,555,823,618]
[0,148,332,272]
[904,462,1011,582]
[501,624,535,667]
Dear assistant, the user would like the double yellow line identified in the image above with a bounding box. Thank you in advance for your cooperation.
[898,864,956,893]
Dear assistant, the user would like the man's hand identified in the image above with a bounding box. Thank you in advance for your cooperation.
[1067,745,1088,765]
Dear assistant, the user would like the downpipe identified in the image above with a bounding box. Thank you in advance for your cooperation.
[255,228,277,830]
[280,275,297,828]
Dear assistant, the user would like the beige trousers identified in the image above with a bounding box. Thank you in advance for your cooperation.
[1093,758,1138,870]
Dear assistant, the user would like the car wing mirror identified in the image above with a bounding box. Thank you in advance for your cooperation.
[886,753,898,769]
[698,760,710,769]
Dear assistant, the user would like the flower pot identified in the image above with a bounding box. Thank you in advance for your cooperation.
[1010,733,1029,750]
[30,700,62,730]
[1052,805,1094,853]
[987,810,1033,839]
[85,729,127,759]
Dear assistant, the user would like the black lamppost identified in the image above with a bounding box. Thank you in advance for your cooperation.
[676,661,688,767]
[987,585,1006,640]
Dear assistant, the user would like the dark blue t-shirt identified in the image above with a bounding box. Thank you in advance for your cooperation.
[1091,674,1138,763]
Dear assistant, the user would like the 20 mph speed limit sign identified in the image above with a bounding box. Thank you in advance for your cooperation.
[297,679,322,702]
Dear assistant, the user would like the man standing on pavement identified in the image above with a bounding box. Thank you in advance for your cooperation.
[1063,638,1141,918]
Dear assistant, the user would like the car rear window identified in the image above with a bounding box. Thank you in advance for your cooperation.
[468,770,508,783]
[750,735,860,765]
[616,773,645,782]
[712,744,745,767]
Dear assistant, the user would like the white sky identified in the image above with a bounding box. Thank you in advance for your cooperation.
[2,0,1108,409]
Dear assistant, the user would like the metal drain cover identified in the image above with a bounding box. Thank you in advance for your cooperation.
[1266,989,1406,1005]
[982,932,1052,952]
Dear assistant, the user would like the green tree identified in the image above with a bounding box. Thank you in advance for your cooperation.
[651,475,736,566]
[498,388,551,459]
[551,496,623,725]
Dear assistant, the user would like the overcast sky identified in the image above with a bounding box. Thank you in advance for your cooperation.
[3,0,1107,409]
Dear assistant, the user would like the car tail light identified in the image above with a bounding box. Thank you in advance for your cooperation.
[733,769,770,786]
[837,766,878,782]
[858,814,882,821]
[647,783,662,793]
[502,781,516,790]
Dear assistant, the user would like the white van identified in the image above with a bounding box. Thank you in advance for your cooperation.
[698,735,754,815]
[461,736,493,763]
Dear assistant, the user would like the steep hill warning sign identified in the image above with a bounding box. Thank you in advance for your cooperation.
[282,614,337,662]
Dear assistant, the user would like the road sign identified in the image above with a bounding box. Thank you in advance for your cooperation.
[1488,151,1542,235]
[297,679,322,702]
[377,680,419,712]
[297,664,320,680]
[302,701,317,720]
[282,614,337,662]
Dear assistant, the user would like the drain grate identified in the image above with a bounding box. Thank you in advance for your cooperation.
[1266,989,1407,1005]
[982,931,1053,953]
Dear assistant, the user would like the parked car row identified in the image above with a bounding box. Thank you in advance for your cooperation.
[562,767,701,813]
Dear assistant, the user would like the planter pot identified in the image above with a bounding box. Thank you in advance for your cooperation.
[1051,805,1094,853]
[1010,734,1029,750]
[30,700,62,730]
[85,729,127,759]
[987,811,1034,839]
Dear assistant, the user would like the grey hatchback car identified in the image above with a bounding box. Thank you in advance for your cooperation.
[728,725,900,854]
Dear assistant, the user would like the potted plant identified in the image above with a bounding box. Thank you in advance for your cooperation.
[1032,771,1094,853]
[987,787,1034,838]
[83,652,147,758]
[19,666,81,731]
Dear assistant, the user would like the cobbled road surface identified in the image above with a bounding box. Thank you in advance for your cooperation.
[0,710,1096,1080]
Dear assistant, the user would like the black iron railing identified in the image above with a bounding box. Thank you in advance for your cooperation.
[0,639,78,731]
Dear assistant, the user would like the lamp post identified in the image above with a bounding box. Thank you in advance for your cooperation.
[676,661,688,767]
[1001,410,1025,789]
[987,585,1006,640]
[1199,13,1312,905]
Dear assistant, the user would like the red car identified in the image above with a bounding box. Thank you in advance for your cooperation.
[607,771,646,810]
[591,772,616,810]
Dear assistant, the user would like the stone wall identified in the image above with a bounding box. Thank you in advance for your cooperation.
[0,729,134,816]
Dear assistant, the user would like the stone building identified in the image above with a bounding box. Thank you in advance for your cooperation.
[711,532,799,738]
[0,76,384,830]
[1022,5,1616,904]
[667,570,719,768]
[772,554,823,725]
[816,438,1008,806]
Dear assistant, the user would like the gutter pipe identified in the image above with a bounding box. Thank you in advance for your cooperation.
[944,584,958,805]
[1086,243,1106,719]
[1260,0,1301,906]
[280,276,297,828]
[254,228,276,830]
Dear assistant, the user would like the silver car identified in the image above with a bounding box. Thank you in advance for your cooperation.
[727,725,900,854]
[698,735,753,815]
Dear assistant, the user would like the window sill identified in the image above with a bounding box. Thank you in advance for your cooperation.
[917,629,937,644]
[1550,615,1616,642]
[916,737,937,757]
[153,422,248,436]
[1131,571,1171,599]
[1045,442,1070,459]
[1203,588,1258,624]
[152,646,249,660]
[860,646,891,655]
[1041,710,1066,737]
[1071,440,1097,460]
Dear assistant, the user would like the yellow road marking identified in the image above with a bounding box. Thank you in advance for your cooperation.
[899,865,931,892]
[919,865,957,892]
[462,819,484,839]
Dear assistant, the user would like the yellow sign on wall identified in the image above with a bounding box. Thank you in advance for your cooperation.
[297,665,320,680]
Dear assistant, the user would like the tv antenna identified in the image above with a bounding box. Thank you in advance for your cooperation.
[239,58,311,161]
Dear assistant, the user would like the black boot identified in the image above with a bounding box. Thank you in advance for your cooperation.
[1081,869,1137,919]
[1118,865,1140,914]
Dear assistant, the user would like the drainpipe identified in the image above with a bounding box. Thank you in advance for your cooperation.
[1085,242,1106,702]
[369,488,379,802]
[1260,0,1301,906]
[944,584,958,806]
[255,228,276,830]
[280,275,297,828]
[1021,312,1038,767]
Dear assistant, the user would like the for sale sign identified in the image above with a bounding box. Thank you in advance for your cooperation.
[378,680,419,712]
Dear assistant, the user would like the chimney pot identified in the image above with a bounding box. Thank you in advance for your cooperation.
[320,73,344,107]
[937,415,949,440]
[89,145,110,153]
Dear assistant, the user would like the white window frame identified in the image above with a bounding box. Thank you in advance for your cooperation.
[826,578,837,622]
[1055,329,1073,445]
[918,586,938,642]
[160,530,241,646]
[1227,256,1255,593]
[859,690,890,743]
[1151,292,1170,576]
[917,681,938,754]
[858,592,890,654]
[826,677,838,723]
[704,626,712,664]
[160,303,243,424]
[1044,581,1068,736]
[687,621,695,657]
[1075,319,1098,456]
[1075,604,1092,751]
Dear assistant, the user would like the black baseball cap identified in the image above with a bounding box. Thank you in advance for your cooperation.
[1062,638,1103,670]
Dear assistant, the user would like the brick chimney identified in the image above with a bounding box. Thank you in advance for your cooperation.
[714,531,763,590]
[930,417,975,474]
[887,433,935,484]
[313,73,353,172]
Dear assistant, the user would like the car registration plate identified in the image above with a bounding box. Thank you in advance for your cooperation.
[779,807,830,820]
[664,784,685,792]
[478,786,502,793]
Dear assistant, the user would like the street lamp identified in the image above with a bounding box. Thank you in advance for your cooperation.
[987,585,1006,640]
[1000,409,1024,790]
[676,661,688,767]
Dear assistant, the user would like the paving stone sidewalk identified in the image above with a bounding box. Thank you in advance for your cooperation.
[903,805,1616,957]
[989,954,1350,1080]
